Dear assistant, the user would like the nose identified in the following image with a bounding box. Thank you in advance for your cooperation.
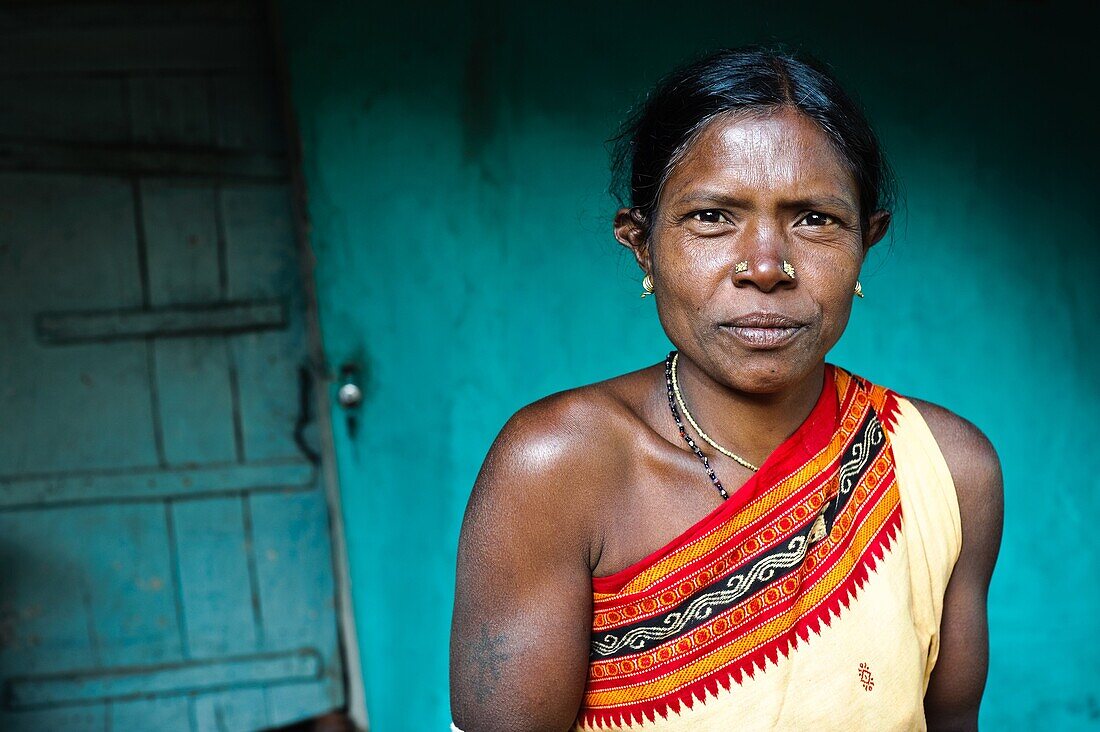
[732,224,796,293]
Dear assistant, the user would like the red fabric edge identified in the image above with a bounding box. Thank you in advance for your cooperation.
[591,364,839,595]
[578,501,902,730]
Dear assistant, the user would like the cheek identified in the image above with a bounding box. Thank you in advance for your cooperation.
[799,249,861,324]
[798,236,863,283]
[652,236,730,297]
[650,250,725,345]
[809,274,857,340]
[821,291,854,328]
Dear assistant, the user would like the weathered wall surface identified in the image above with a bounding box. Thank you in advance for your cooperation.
[277,1,1099,729]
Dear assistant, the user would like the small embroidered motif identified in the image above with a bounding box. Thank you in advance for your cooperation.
[808,514,827,544]
[858,662,875,691]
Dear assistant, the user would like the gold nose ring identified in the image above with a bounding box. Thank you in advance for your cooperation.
[782,260,797,280]
[735,261,749,273]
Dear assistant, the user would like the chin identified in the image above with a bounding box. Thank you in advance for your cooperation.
[728,365,795,394]
[719,353,819,395]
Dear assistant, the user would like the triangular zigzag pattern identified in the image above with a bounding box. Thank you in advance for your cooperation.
[576,367,904,730]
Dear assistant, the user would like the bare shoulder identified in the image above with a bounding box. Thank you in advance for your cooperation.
[904,397,1003,568]
[478,371,646,495]
[486,376,640,476]
[463,368,653,564]
[904,397,1001,497]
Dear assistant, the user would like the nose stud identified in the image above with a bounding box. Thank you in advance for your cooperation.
[734,261,749,273]
[782,260,797,280]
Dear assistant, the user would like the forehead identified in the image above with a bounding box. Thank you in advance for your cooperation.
[660,108,858,205]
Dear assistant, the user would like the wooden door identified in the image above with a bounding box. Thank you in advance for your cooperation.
[0,3,348,730]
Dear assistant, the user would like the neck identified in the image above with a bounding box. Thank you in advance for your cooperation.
[672,354,827,467]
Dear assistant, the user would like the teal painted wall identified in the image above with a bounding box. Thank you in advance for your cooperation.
[277,2,1099,729]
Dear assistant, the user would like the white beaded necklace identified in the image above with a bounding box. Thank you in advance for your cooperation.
[670,352,760,473]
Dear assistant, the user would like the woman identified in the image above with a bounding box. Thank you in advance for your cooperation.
[450,47,1002,732]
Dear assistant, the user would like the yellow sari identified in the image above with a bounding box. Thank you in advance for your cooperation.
[573,366,961,731]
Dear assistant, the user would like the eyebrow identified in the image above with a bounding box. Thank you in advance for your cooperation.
[670,190,858,215]
[671,190,750,208]
[784,195,859,215]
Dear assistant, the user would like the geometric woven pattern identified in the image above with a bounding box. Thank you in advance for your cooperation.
[575,365,902,729]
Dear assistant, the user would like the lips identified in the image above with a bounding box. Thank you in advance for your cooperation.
[719,312,808,349]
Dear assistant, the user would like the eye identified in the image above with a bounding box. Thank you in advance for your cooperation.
[690,210,728,224]
[798,211,836,227]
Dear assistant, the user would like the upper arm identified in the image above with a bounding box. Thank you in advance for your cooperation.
[908,398,1004,732]
[450,398,602,731]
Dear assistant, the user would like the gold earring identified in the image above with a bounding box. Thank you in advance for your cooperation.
[782,260,796,279]
[734,261,749,273]
[640,273,655,298]
[854,280,864,298]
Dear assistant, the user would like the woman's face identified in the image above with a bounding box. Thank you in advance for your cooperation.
[618,107,889,394]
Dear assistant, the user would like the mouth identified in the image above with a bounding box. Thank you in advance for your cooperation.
[719,312,808,350]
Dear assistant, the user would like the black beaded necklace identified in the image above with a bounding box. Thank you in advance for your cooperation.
[664,350,730,500]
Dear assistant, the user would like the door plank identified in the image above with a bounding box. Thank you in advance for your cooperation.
[153,337,238,466]
[0,460,314,509]
[250,491,339,653]
[0,510,101,676]
[0,503,182,676]
[109,695,192,731]
[35,300,286,344]
[0,76,128,144]
[0,704,107,732]
[192,687,269,732]
[265,679,344,731]
[79,503,182,669]
[0,173,157,474]
[0,339,159,475]
[5,648,321,707]
[172,497,259,658]
[140,181,220,308]
[0,141,288,180]
[249,490,345,726]
[212,74,285,154]
[224,185,307,461]
[129,75,213,148]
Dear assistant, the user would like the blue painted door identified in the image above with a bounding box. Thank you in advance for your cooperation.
[0,3,347,730]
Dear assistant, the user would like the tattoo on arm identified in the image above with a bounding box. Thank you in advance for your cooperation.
[471,623,511,704]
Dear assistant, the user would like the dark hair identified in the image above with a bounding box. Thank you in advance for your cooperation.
[611,45,895,232]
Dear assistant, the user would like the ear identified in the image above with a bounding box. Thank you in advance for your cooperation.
[863,210,891,250]
[614,207,652,273]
